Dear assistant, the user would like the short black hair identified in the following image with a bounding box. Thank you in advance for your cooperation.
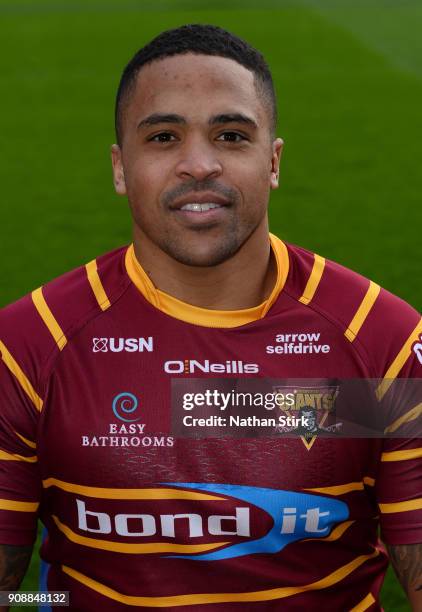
[115,24,277,145]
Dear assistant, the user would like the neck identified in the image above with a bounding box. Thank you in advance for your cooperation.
[132,223,276,310]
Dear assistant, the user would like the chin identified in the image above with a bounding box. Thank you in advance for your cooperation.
[165,242,239,268]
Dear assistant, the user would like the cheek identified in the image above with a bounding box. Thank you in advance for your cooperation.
[237,159,272,202]
[235,151,272,184]
[126,158,162,204]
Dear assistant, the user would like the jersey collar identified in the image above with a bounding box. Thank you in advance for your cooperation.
[125,233,289,328]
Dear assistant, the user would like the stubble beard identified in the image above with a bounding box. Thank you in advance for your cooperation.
[130,178,268,268]
[162,227,241,268]
[147,215,258,268]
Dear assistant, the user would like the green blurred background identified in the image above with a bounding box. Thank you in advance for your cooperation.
[1,0,420,610]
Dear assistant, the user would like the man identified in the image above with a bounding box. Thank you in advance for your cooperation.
[0,24,421,611]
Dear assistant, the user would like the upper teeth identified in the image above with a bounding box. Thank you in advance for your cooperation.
[180,202,222,212]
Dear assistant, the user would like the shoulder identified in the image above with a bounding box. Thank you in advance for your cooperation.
[0,245,131,399]
[282,239,421,376]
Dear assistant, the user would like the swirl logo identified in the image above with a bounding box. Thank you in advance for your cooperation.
[112,392,140,422]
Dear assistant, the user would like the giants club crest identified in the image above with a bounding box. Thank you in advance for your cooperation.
[274,385,339,450]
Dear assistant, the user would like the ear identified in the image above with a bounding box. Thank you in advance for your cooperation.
[111,144,127,195]
[270,138,284,190]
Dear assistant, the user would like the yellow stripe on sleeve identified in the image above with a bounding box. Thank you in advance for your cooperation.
[0,498,39,512]
[379,498,422,514]
[350,592,376,612]
[14,431,37,449]
[376,318,422,401]
[61,549,379,606]
[0,340,43,411]
[85,259,111,311]
[32,287,67,351]
[0,449,37,463]
[299,254,325,306]
[384,403,422,434]
[345,281,380,342]
[381,447,422,462]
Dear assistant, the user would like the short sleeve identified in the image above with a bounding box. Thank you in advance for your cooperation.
[376,324,422,545]
[0,341,41,545]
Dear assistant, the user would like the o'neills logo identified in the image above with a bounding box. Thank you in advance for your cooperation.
[164,359,259,374]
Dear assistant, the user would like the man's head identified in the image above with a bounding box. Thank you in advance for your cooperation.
[111,25,283,268]
[115,24,277,146]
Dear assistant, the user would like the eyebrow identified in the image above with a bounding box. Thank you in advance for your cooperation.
[138,114,186,128]
[137,112,258,130]
[209,113,258,129]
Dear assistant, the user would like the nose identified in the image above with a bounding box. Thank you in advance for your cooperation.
[175,135,223,181]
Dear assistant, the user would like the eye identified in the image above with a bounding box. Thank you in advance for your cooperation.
[148,132,177,143]
[217,132,248,143]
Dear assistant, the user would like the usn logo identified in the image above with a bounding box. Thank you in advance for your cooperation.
[164,359,259,374]
[413,334,422,365]
[75,483,349,560]
[92,337,154,353]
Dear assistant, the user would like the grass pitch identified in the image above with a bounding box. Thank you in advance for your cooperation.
[1,1,419,610]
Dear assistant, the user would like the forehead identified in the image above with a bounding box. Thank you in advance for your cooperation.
[127,53,265,124]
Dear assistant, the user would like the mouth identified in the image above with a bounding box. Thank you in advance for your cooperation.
[168,193,232,227]
[179,202,223,213]
[170,192,231,210]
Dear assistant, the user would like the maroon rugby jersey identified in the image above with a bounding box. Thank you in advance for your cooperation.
[0,234,421,611]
